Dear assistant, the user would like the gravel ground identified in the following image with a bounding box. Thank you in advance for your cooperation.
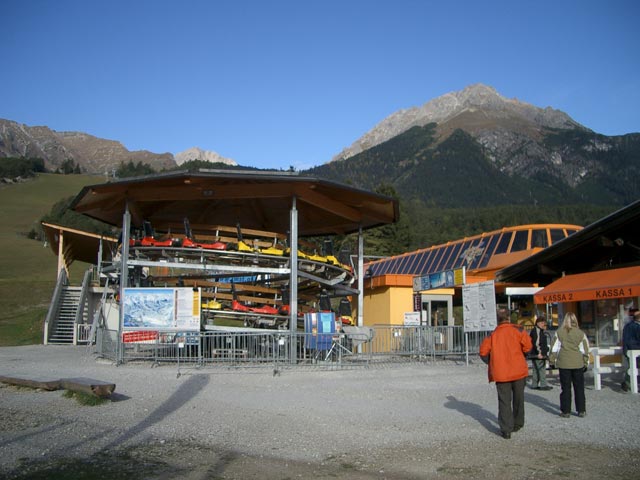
[1,345,639,479]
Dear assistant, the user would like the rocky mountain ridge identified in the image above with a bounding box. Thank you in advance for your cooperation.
[331,83,587,162]
[328,84,637,191]
[0,119,238,174]
[2,83,638,200]
[174,147,237,166]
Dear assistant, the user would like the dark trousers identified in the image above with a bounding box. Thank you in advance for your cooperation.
[559,368,586,414]
[496,377,525,434]
[531,358,548,387]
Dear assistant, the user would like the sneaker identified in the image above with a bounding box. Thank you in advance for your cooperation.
[621,382,630,392]
[513,425,522,432]
[501,431,511,439]
[578,412,586,418]
[559,413,570,418]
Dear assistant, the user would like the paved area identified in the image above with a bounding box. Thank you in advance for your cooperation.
[1,345,639,479]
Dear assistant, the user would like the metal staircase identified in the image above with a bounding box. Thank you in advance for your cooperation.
[44,268,92,345]
[47,287,82,344]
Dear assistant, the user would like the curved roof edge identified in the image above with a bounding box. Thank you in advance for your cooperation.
[497,200,640,284]
[367,223,582,271]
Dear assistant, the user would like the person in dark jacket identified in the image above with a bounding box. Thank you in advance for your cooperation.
[529,316,552,390]
[622,309,640,392]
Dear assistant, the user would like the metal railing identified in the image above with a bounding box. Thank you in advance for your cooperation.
[91,325,489,369]
[69,269,93,345]
[366,325,490,359]
[76,323,92,344]
[43,269,68,345]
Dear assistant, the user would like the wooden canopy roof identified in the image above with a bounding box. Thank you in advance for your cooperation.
[69,170,399,237]
[41,222,118,274]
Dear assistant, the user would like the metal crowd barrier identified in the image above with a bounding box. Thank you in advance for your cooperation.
[92,325,488,369]
[367,325,490,359]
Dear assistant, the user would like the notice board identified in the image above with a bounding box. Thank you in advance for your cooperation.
[123,287,201,331]
[462,280,497,332]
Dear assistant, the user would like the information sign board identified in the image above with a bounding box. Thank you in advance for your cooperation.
[123,287,201,331]
[462,280,497,332]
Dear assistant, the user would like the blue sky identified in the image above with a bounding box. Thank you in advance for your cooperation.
[2,0,639,170]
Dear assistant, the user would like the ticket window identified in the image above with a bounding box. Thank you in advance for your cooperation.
[579,299,621,347]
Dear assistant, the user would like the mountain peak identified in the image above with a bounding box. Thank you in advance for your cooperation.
[331,84,586,162]
[174,147,237,166]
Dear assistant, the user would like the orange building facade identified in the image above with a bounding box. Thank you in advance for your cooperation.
[362,224,582,327]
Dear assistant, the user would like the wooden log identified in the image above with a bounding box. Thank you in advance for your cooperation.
[0,375,116,398]
[0,375,61,391]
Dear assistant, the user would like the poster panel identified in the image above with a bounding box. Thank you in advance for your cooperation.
[462,280,497,332]
[123,287,201,331]
[404,312,421,326]
[304,312,336,350]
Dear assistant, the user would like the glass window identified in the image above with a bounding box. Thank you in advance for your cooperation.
[434,245,454,272]
[443,242,463,270]
[493,232,512,255]
[396,255,412,274]
[428,247,446,273]
[478,234,500,268]
[387,258,400,275]
[578,299,621,347]
[531,229,548,248]
[510,230,529,252]
[373,261,386,276]
[414,250,432,274]
[454,240,473,267]
[595,299,621,347]
[566,229,580,236]
[550,229,566,244]
[382,259,396,275]
[403,253,419,274]
[468,238,487,269]
[423,249,439,272]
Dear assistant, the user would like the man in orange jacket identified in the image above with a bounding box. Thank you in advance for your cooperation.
[480,308,533,439]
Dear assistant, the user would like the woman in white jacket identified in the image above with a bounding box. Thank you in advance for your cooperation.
[550,312,590,418]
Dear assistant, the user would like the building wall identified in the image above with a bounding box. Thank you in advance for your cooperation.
[362,287,390,326]
[363,286,414,326]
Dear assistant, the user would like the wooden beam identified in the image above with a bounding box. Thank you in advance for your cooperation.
[294,185,362,222]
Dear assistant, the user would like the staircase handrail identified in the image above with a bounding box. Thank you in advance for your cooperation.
[44,269,68,345]
[86,278,110,349]
[73,268,93,344]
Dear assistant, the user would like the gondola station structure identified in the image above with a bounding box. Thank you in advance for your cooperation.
[42,170,399,363]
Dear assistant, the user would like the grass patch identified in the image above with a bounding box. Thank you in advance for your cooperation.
[62,390,110,406]
[0,173,101,346]
[0,301,47,346]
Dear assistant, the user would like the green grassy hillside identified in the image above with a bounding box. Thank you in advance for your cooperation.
[0,173,102,345]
